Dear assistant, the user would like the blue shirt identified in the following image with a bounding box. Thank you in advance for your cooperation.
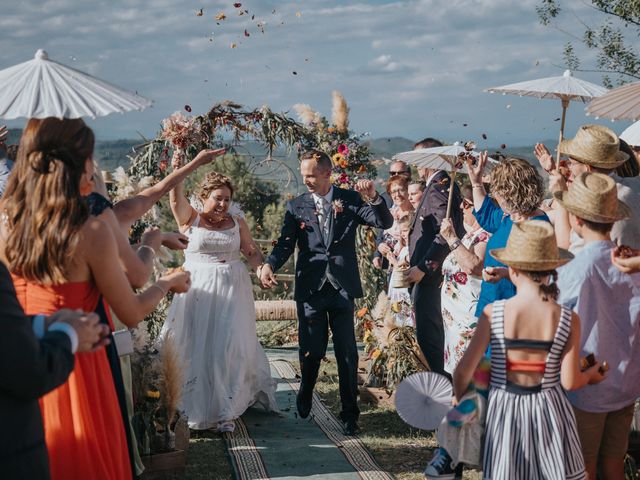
[558,240,640,413]
[473,197,548,317]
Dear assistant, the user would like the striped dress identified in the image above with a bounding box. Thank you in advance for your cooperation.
[483,300,585,480]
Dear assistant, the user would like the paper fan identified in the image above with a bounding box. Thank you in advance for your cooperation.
[394,372,453,430]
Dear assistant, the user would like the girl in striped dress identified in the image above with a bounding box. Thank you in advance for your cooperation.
[453,221,605,480]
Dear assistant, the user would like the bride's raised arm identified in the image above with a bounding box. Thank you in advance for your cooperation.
[118,148,224,230]
[169,171,196,231]
[238,217,264,272]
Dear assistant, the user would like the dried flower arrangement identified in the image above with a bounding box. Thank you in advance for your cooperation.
[131,323,187,455]
[293,91,377,189]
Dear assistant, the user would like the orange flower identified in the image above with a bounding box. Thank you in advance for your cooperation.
[327,127,336,134]
[332,153,345,166]
[356,307,368,318]
[358,164,366,173]
[339,158,348,168]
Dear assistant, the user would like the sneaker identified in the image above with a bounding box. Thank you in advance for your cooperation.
[217,421,235,433]
[423,448,460,479]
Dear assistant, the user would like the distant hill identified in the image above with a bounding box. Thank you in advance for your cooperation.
[5,127,553,180]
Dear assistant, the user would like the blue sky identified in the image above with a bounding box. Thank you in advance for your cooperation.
[1,0,634,146]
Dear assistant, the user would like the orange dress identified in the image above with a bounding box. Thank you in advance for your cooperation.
[11,277,132,480]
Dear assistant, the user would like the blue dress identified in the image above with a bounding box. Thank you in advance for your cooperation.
[473,197,548,318]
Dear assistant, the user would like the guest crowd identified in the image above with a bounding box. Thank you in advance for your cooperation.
[0,118,639,480]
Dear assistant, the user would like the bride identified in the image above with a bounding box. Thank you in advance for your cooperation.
[163,157,277,432]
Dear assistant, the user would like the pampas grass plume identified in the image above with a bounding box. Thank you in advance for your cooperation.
[293,103,322,127]
[331,91,349,133]
[159,333,184,424]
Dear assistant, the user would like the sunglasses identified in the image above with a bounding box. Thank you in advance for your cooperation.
[389,170,409,176]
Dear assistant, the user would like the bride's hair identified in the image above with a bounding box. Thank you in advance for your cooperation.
[197,171,234,201]
[2,118,93,284]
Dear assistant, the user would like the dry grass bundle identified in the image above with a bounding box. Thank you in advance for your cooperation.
[293,103,323,128]
[331,91,349,133]
[159,333,184,425]
[370,292,395,348]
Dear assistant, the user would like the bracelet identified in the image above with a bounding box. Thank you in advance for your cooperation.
[138,245,156,257]
[449,239,462,251]
[471,184,484,189]
[148,283,168,296]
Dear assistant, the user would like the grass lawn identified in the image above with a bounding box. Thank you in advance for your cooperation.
[314,358,482,480]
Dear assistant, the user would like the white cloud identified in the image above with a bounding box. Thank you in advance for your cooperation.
[0,0,617,144]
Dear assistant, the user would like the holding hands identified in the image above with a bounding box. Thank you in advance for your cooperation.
[48,309,111,353]
[258,263,278,289]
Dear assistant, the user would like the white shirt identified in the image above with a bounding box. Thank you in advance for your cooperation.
[312,187,333,239]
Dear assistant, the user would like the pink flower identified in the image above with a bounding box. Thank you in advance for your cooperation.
[338,144,349,155]
[453,272,468,285]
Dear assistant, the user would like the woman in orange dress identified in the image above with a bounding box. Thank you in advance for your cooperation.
[0,118,191,480]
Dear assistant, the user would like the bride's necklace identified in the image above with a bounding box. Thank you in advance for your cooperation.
[201,211,229,228]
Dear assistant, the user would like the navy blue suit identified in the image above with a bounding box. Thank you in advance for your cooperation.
[267,187,392,421]
[0,262,75,479]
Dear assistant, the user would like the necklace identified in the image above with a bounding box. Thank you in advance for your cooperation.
[201,211,229,227]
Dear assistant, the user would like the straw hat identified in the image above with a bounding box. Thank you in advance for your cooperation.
[559,124,629,168]
[490,220,573,271]
[553,172,631,223]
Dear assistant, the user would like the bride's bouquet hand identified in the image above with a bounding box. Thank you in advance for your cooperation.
[163,269,192,293]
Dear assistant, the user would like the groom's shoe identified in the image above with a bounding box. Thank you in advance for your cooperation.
[296,388,312,419]
[342,419,361,436]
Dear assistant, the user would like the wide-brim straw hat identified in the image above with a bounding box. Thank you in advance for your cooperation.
[490,220,573,271]
[559,124,629,168]
[553,171,631,223]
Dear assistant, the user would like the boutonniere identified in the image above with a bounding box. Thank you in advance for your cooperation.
[332,199,344,218]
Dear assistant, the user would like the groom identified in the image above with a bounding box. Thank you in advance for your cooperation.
[259,149,393,435]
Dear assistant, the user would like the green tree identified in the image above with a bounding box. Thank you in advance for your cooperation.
[537,0,640,87]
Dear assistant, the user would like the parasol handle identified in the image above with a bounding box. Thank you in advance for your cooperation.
[446,170,457,219]
[556,99,569,166]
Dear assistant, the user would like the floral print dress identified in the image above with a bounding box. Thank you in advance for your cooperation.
[441,228,489,374]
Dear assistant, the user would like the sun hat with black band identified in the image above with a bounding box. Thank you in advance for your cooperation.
[559,124,629,169]
[490,220,573,271]
[553,171,631,223]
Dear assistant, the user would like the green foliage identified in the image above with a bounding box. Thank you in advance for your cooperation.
[537,0,640,86]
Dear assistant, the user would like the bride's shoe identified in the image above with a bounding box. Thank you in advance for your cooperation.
[217,420,235,433]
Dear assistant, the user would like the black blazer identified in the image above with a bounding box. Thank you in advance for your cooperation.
[0,262,75,479]
[267,187,393,301]
[408,171,465,274]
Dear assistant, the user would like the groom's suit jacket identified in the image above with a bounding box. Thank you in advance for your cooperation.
[0,262,75,479]
[266,187,393,301]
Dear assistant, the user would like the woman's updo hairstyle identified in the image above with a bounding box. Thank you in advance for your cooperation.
[197,171,234,201]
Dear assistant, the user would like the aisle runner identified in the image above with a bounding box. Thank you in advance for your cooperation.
[224,358,393,480]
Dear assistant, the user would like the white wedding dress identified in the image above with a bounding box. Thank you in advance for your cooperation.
[161,214,277,430]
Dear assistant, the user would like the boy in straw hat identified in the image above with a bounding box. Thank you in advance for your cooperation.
[538,124,640,252]
[453,219,604,480]
[554,171,640,480]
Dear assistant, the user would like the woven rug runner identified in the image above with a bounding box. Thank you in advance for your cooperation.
[224,357,393,480]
